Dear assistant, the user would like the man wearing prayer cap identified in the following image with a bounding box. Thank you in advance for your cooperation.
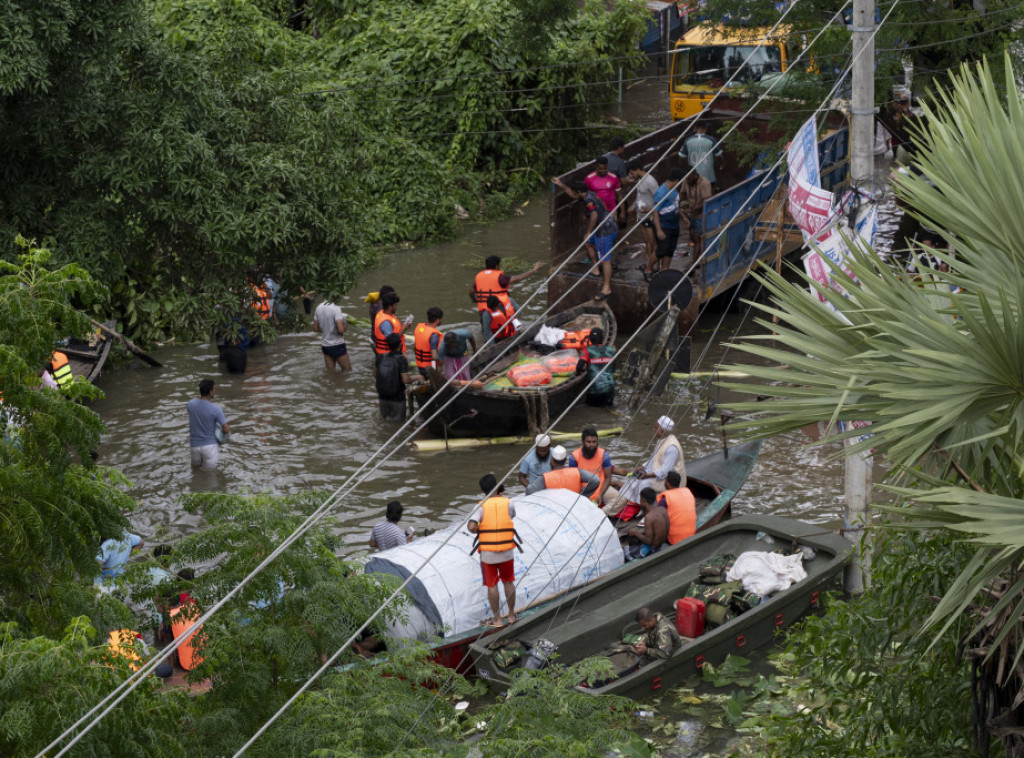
[526,444,600,498]
[603,415,687,520]
[518,433,553,490]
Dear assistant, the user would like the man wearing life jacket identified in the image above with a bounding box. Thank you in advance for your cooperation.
[483,295,517,343]
[526,445,600,498]
[372,291,411,360]
[250,282,273,321]
[658,471,696,545]
[578,327,616,407]
[468,474,521,627]
[604,415,687,521]
[470,255,542,330]
[568,427,630,506]
[413,306,444,377]
[48,351,73,390]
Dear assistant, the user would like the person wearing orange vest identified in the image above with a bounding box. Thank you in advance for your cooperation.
[48,351,73,390]
[251,283,272,321]
[568,427,631,505]
[169,597,205,671]
[372,291,411,360]
[483,295,518,342]
[413,307,444,376]
[526,445,600,498]
[470,255,542,329]
[658,470,696,545]
[468,474,522,627]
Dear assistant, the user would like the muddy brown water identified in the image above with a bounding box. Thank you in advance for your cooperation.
[91,195,852,549]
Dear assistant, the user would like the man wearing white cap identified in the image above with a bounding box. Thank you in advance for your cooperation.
[604,415,686,520]
[518,433,553,490]
[526,445,600,498]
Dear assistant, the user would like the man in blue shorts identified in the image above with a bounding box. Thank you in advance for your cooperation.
[651,168,684,271]
[313,297,350,371]
[552,176,617,302]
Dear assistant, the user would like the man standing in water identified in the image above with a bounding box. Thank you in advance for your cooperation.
[313,296,350,371]
[468,474,520,627]
[187,379,229,471]
[376,333,416,422]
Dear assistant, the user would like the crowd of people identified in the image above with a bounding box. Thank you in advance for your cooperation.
[551,132,722,301]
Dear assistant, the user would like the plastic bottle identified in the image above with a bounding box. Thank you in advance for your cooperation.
[634,710,654,719]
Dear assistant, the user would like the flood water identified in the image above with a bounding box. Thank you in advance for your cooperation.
[91,191,850,549]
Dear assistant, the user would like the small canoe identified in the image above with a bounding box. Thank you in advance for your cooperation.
[428,439,762,675]
[414,303,617,438]
[61,320,116,384]
[469,515,852,699]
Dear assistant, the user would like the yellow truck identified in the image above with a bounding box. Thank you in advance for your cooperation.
[669,25,805,120]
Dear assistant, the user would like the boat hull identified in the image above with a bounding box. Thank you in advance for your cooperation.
[425,440,762,676]
[468,514,852,698]
[414,304,617,438]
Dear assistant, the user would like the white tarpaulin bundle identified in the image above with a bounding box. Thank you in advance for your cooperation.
[364,489,623,640]
[727,551,808,596]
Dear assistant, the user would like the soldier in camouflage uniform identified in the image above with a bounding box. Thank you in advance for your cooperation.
[632,606,681,661]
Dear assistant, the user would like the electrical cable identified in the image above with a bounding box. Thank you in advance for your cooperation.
[37,0,857,752]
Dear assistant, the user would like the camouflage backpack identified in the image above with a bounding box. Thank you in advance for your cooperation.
[698,553,738,584]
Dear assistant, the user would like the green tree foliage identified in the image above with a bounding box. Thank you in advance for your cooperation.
[0,618,190,758]
[1,0,648,344]
[722,56,1024,753]
[0,239,136,636]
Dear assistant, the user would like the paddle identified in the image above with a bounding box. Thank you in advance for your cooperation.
[91,319,163,367]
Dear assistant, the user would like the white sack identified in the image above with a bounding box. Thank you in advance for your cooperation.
[364,489,623,641]
[726,551,807,596]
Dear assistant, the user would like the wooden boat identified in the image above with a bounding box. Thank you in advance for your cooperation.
[468,514,852,699]
[61,320,116,383]
[428,439,762,675]
[413,303,617,438]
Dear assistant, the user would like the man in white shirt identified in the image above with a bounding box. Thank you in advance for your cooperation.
[313,298,350,371]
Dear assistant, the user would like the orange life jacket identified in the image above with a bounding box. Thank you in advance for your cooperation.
[413,323,443,368]
[373,311,406,356]
[558,330,593,351]
[660,487,697,545]
[251,285,272,320]
[488,301,516,340]
[543,352,580,375]
[473,496,521,554]
[169,605,205,671]
[542,466,584,493]
[572,446,607,503]
[50,351,73,389]
[474,269,508,311]
[107,629,144,671]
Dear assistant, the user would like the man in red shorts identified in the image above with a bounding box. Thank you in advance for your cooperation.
[468,473,522,627]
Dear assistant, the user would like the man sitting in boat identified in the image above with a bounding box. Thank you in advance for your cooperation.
[482,294,518,344]
[604,415,686,521]
[525,445,600,499]
[659,471,696,545]
[623,488,669,561]
[631,606,682,662]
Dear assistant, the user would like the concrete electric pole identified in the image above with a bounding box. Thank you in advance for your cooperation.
[843,0,876,594]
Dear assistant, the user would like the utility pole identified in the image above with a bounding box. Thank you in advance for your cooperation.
[844,0,875,594]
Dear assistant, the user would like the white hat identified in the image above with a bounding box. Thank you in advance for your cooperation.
[535,433,551,447]
[550,445,567,462]
[657,415,675,432]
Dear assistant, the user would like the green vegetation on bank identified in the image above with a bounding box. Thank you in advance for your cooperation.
[0,0,647,345]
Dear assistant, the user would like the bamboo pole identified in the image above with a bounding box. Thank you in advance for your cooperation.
[409,427,623,453]
[670,364,790,381]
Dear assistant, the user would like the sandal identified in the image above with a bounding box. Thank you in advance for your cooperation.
[593,292,610,302]
[637,266,653,283]
[504,614,518,625]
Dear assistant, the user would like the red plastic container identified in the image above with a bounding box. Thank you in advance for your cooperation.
[675,597,706,638]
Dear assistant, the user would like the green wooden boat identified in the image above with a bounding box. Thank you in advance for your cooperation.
[428,439,762,675]
[469,515,852,700]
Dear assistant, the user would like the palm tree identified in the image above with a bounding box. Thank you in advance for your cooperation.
[725,54,1024,753]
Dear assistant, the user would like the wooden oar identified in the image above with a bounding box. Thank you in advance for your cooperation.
[409,427,623,453]
[91,319,163,368]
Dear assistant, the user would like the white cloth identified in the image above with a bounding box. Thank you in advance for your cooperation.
[726,551,807,596]
[534,326,566,347]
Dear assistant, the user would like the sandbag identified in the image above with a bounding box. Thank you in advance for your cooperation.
[508,363,552,387]
[542,349,581,375]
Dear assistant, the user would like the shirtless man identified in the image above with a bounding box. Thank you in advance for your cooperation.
[624,487,669,560]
